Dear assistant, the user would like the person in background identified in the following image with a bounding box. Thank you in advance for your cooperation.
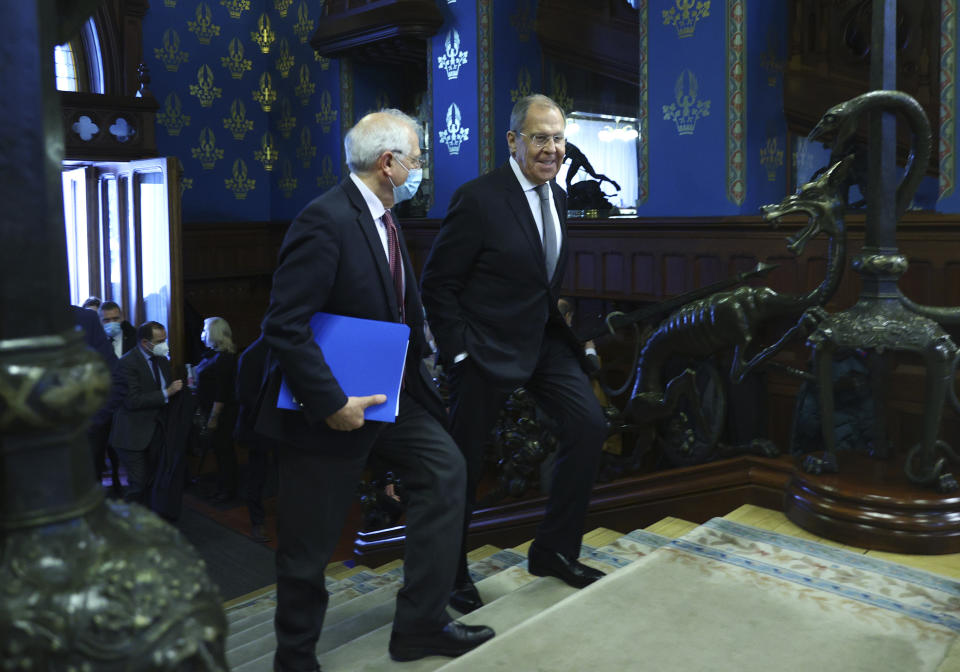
[194,316,239,504]
[109,321,183,506]
[82,296,101,311]
[99,300,137,359]
[234,334,276,543]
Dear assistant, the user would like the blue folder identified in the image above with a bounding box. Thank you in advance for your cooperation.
[277,312,410,423]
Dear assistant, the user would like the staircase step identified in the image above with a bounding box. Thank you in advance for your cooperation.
[224,526,666,671]
[643,516,699,538]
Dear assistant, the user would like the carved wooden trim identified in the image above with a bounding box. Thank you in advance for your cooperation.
[355,455,794,565]
[60,91,158,160]
[311,0,443,64]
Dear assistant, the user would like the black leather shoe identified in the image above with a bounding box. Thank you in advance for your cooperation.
[449,580,483,613]
[527,544,605,588]
[389,621,495,661]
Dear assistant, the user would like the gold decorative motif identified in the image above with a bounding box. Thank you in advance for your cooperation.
[192,127,225,169]
[0,499,228,669]
[296,126,316,168]
[759,136,784,181]
[274,0,294,17]
[157,92,191,136]
[375,91,391,110]
[223,99,255,140]
[187,2,221,45]
[294,64,315,106]
[294,0,315,44]
[225,159,256,199]
[220,0,250,19]
[663,69,710,135]
[254,132,279,172]
[510,67,532,103]
[314,89,337,132]
[276,38,295,78]
[251,12,277,54]
[0,337,108,431]
[279,159,298,198]
[510,0,534,41]
[276,97,297,138]
[760,39,785,87]
[317,154,338,189]
[180,176,194,195]
[221,37,253,79]
[253,72,278,112]
[154,28,189,71]
[550,72,573,113]
[165,0,177,6]
[662,0,710,39]
[315,51,331,70]
[189,64,223,108]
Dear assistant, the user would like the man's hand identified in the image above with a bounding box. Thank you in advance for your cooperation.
[326,394,387,431]
[166,379,184,396]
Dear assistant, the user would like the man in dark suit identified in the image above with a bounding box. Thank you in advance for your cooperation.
[93,300,135,493]
[255,110,494,672]
[420,94,608,613]
[109,321,183,505]
[99,300,137,358]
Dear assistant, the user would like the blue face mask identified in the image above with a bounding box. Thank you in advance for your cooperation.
[391,163,423,205]
[103,321,122,339]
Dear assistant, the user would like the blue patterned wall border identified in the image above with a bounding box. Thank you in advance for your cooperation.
[638,0,649,204]
[339,57,353,179]
[726,0,746,206]
[940,0,956,200]
[478,0,494,175]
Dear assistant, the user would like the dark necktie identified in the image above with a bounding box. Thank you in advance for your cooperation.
[150,356,163,391]
[383,209,405,323]
[535,183,558,280]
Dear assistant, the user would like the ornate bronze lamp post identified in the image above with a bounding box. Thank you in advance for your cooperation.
[0,2,228,668]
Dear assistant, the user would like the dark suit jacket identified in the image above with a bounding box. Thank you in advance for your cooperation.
[120,320,137,354]
[420,161,583,388]
[234,335,268,444]
[255,177,445,452]
[109,347,173,452]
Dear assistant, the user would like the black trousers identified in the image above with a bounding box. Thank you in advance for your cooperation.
[114,423,163,506]
[447,333,606,583]
[273,391,465,671]
[244,435,278,527]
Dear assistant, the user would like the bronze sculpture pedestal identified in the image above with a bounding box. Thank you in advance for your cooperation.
[785,451,960,554]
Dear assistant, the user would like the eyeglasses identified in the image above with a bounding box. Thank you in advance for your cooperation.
[392,150,428,171]
[516,132,565,149]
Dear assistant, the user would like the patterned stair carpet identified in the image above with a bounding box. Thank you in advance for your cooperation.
[436,518,960,672]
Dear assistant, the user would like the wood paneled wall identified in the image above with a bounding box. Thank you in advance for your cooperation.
[183,213,960,453]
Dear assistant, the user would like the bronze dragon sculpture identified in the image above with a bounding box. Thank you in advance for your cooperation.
[623,157,855,463]
[800,90,959,490]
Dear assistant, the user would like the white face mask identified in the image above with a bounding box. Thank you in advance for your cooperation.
[151,341,170,358]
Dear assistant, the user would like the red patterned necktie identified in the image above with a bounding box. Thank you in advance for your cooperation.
[382,209,405,323]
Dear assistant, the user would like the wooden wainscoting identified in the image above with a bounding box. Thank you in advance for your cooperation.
[181,220,289,352]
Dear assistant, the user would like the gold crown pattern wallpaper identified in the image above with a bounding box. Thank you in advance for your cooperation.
[145,0,340,222]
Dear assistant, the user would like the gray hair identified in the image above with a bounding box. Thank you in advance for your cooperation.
[344,109,421,174]
[203,316,236,354]
[509,94,564,133]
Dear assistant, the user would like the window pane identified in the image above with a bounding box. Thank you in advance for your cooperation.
[54,43,78,92]
[137,172,170,328]
[103,177,122,303]
[62,167,89,305]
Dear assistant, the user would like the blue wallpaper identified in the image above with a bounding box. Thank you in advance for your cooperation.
[142,0,957,223]
[144,0,341,223]
[429,0,481,218]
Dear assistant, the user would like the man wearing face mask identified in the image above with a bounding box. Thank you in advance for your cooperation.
[257,109,492,672]
[109,321,184,505]
[99,300,137,358]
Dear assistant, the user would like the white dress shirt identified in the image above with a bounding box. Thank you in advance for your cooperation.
[349,173,405,297]
[508,155,563,251]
